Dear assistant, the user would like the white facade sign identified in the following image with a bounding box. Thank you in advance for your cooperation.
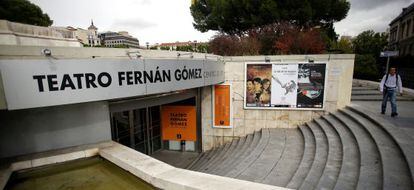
[0,58,225,110]
[380,51,399,57]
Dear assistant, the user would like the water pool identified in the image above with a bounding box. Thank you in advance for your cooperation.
[5,157,154,190]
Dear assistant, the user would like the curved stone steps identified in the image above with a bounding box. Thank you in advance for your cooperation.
[261,128,304,187]
[215,132,257,176]
[197,140,232,172]
[226,129,270,178]
[235,128,286,182]
[298,121,329,190]
[342,108,413,190]
[187,106,414,189]
[348,105,414,185]
[332,111,382,190]
[314,118,343,190]
[202,137,240,173]
[188,147,216,171]
[286,125,316,189]
[209,135,249,175]
[322,114,360,190]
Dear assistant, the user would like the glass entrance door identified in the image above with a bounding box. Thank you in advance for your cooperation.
[111,106,162,155]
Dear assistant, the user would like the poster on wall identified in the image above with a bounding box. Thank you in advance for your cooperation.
[244,62,327,110]
[297,64,326,108]
[213,84,232,128]
[161,106,197,141]
[245,64,272,107]
[271,64,298,107]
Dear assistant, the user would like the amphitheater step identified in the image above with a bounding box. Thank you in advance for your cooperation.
[198,138,234,172]
[332,111,382,190]
[342,108,413,190]
[201,137,240,173]
[313,118,343,190]
[260,128,303,187]
[226,129,270,178]
[217,132,258,176]
[235,128,286,182]
[286,125,316,189]
[298,121,329,190]
[187,106,414,190]
[322,114,359,190]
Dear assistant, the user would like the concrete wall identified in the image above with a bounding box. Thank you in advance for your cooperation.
[0,20,81,47]
[201,54,355,151]
[0,101,111,158]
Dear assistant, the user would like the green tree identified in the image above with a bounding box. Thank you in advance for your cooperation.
[176,45,194,52]
[330,38,353,53]
[352,30,388,80]
[160,46,171,50]
[353,30,388,55]
[190,0,350,35]
[354,54,379,80]
[0,0,53,26]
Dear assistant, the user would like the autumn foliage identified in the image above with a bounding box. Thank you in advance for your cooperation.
[274,27,326,54]
[209,23,326,56]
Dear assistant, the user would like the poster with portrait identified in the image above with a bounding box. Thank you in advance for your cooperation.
[244,62,327,110]
[296,64,326,108]
[271,64,298,107]
[245,64,272,107]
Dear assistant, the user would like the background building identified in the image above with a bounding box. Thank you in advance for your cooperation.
[87,20,101,47]
[99,31,140,48]
[389,2,414,56]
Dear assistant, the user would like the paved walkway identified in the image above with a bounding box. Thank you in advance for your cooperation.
[352,101,414,129]
[351,79,414,138]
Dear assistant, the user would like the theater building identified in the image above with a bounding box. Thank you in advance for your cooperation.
[0,45,354,159]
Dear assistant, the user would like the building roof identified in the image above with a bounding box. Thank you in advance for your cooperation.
[390,2,414,25]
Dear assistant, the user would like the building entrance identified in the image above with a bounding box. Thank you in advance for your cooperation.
[109,90,202,156]
[111,106,162,155]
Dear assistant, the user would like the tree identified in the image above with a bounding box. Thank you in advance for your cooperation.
[274,27,326,54]
[330,38,353,53]
[353,30,388,55]
[354,54,379,80]
[0,0,53,26]
[190,0,350,35]
[352,30,389,80]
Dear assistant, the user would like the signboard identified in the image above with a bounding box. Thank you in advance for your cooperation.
[244,62,327,110]
[161,106,197,141]
[380,51,399,57]
[213,84,232,128]
[0,59,225,110]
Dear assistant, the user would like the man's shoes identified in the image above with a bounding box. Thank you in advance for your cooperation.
[391,113,398,117]
[381,111,385,114]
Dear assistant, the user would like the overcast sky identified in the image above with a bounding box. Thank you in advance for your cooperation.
[30,0,414,44]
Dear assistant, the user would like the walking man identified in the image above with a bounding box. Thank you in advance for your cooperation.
[380,67,403,117]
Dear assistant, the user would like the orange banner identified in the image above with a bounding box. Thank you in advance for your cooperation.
[161,106,197,141]
[214,84,232,128]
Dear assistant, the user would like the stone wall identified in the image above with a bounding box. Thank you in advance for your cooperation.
[0,101,111,158]
[0,20,81,47]
[201,54,355,151]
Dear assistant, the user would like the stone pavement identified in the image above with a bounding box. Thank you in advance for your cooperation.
[351,80,414,138]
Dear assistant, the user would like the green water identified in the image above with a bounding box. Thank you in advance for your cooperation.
[5,157,154,190]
